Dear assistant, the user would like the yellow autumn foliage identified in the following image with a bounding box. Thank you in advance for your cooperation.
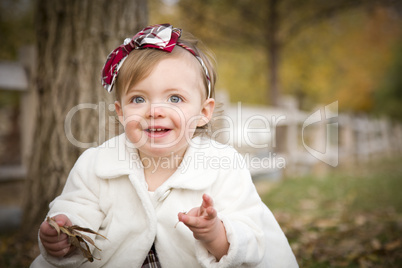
[281,7,401,112]
[151,1,402,113]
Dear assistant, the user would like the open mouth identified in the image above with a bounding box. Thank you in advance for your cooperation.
[145,128,172,137]
[146,128,170,133]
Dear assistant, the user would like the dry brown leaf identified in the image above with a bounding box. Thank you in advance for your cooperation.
[46,217,107,262]
[46,217,60,237]
[75,236,95,262]
[71,225,107,240]
[354,215,367,226]
[299,199,318,210]
[59,226,75,237]
[76,232,95,247]
[315,218,338,229]
[370,239,381,250]
[384,240,401,251]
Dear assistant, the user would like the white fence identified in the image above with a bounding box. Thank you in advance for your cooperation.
[214,92,402,178]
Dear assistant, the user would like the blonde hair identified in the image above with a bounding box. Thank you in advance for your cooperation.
[114,31,218,136]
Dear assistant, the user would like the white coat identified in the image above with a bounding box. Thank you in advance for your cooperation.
[31,134,298,268]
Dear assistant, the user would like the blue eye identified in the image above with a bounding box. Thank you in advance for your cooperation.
[169,95,182,103]
[132,96,145,103]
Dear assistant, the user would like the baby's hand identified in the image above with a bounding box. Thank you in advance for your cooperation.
[178,194,229,260]
[178,194,219,243]
[39,214,74,257]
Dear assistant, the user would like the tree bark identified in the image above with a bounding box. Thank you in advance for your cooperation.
[267,0,280,107]
[22,0,147,237]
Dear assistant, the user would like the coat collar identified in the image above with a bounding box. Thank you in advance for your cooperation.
[94,134,221,190]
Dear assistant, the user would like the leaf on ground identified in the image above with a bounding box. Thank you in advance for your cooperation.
[299,199,318,210]
[384,240,401,251]
[354,215,367,226]
[370,239,382,250]
[315,218,338,229]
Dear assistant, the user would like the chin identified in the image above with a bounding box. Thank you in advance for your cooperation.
[141,142,189,158]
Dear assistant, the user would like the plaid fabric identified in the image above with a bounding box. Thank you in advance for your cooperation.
[134,24,180,52]
[142,243,161,268]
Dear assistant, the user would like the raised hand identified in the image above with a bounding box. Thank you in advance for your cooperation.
[178,194,229,260]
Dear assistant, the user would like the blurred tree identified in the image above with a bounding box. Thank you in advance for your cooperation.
[172,0,399,107]
[0,0,34,60]
[282,6,402,112]
[22,0,148,236]
[374,41,402,121]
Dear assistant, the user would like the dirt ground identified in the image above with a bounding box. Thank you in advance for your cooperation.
[0,180,24,207]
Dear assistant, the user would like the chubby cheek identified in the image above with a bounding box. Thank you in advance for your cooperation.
[123,119,148,145]
[185,115,200,132]
[182,111,203,137]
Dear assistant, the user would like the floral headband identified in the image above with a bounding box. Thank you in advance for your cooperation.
[101,24,212,98]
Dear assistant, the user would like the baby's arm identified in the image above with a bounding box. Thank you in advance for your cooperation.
[178,194,229,260]
[39,214,75,258]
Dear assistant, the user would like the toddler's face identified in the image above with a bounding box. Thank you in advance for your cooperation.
[115,53,214,159]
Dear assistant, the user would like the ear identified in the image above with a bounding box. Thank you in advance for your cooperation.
[114,101,124,125]
[197,98,215,127]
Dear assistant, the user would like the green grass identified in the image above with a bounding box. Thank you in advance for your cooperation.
[260,157,402,267]
[263,158,402,214]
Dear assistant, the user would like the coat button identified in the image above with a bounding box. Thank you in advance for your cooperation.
[158,189,171,202]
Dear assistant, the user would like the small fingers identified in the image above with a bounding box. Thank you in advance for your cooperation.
[178,212,200,228]
[178,210,217,228]
[201,194,214,210]
[54,214,72,227]
[205,206,217,220]
[177,194,217,228]
[44,247,71,258]
[40,214,74,258]
[41,235,71,257]
[40,221,58,237]
[40,231,68,244]
[41,214,72,237]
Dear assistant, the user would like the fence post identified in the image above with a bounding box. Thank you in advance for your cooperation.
[340,114,355,166]
[18,45,37,170]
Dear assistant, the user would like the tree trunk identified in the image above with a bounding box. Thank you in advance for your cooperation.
[22,0,147,237]
[267,0,280,107]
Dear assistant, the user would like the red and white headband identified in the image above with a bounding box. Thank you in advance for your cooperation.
[101,24,211,98]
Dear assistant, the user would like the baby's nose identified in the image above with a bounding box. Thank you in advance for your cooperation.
[147,103,167,118]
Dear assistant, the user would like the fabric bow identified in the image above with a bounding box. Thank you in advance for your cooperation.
[101,24,180,93]
[134,24,181,52]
